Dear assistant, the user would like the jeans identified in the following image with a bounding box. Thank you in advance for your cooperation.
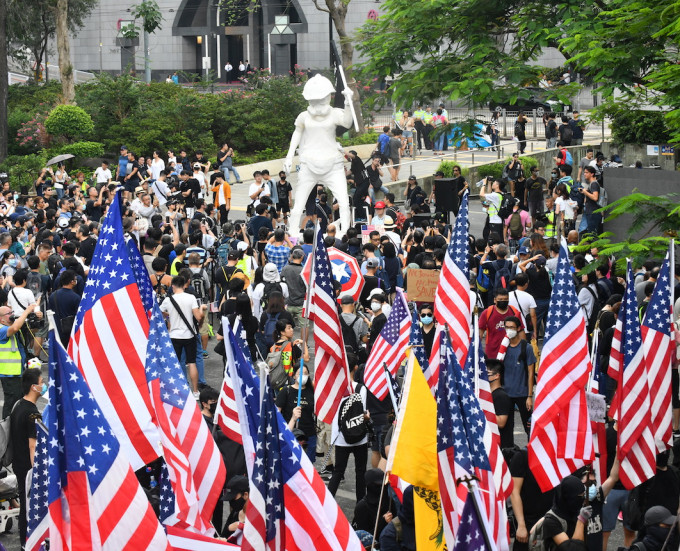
[434,132,445,151]
[222,165,241,183]
[180,334,207,385]
[305,434,317,465]
[328,444,368,501]
[535,298,551,337]
[55,187,65,199]
[585,212,602,235]
[368,185,390,202]
[510,396,532,435]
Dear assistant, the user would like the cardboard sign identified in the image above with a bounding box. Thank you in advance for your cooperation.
[407,268,441,302]
[586,391,606,423]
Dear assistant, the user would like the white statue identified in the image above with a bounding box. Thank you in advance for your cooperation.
[284,74,354,237]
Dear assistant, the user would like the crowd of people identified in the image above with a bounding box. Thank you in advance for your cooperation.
[0,137,678,551]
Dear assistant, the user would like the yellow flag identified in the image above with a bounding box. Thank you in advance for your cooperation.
[386,351,438,490]
[414,488,445,551]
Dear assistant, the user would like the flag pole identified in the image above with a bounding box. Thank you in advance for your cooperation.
[473,305,480,396]
[330,40,359,133]
[297,357,304,408]
[459,476,497,551]
[370,470,390,550]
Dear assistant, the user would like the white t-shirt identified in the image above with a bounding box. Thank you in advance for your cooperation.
[8,287,36,314]
[160,292,198,339]
[248,181,270,208]
[331,382,368,447]
[485,192,502,224]
[151,158,166,181]
[150,179,170,206]
[509,289,537,322]
[555,196,577,220]
[578,284,598,320]
[193,172,206,197]
[93,167,112,184]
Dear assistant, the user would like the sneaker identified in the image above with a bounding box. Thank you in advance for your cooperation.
[618,511,623,522]
[203,351,209,358]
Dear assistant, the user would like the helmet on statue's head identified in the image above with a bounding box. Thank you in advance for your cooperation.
[27,358,42,369]
[303,74,335,101]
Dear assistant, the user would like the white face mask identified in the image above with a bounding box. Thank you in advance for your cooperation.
[370,302,381,312]
[301,374,309,386]
[506,329,518,339]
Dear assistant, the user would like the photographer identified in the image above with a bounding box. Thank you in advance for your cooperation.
[248,171,271,216]
[7,269,43,352]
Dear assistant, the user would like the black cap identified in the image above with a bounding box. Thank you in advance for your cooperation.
[223,475,249,500]
[408,175,417,181]
[227,250,239,260]
[340,294,355,305]
[434,171,444,177]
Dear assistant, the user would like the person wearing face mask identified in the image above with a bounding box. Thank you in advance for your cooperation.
[276,364,316,465]
[478,288,522,359]
[10,367,45,545]
[629,506,680,551]
[418,303,437,359]
[367,293,388,355]
[575,459,620,551]
[500,315,535,435]
[537,475,591,551]
[223,475,250,538]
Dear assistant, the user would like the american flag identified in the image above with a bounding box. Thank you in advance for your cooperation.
[588,333,608,486]
[127,212,226,534]
[215,316,248,444]
[455,335,505,551]
[496,336,510,361]
[437,332,473,549]
[25,418,49,551]
[46,329,170,549]
[309,225,353,423]
[616,261,656,489]
[528,238,594,491]
[166,525,239,550]
[364,289,411,400]
[434,190,471,364]
[224,324,362,550]
[641,252,673,453]
[453,492,494,551]
[244,374,285,551]
[69,192,161,470]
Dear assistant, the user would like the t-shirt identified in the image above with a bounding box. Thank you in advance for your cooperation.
[492,387,514,449]
[503,341,536,398]
[94,167,112,184]
[555,196,577,220]
[542,511,574,546]
[117,154,128,178]
[584,181,601,215]
[276,181,292,206]
[180,178,201,208]
[578,157,592,183]
[504,209,531,237]
[248,181,270,208]
[479,306,521,358]
[509,290,536,326]
[509,449,555,523]
[527,267,553,300]
[485,192,503,224]
[388,137,402,160]
[526,177,546,202]
[276,384,316,438]
[8,287,36,314]
[10,398,40,477]
[160,292,198,339]
[585,487,605,551]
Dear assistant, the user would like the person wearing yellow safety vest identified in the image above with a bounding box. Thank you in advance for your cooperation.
[413,106,427,150]
[0,302,37,417]
[423,106,434,150]
[543,196,558,246]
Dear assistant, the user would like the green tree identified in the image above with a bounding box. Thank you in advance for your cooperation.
[130,0,163,83]
[45,104,94,141]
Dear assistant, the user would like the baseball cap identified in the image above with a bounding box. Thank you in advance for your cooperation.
[408,175,417,181]
[236,241,248,252]
[534,255,547,266]
[374,201,386,209]
[193,163,201,169]
[57,217,69,229]
[120,145,127,150]
[519,246,530,255]
[434,171,444,177]
[340,294,355,305]
[645,506,677,526]
[223,475,249,501]
[227,250,239,261]
[366,257,381,269]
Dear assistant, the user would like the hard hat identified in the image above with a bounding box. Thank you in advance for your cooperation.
[302,74,335,101]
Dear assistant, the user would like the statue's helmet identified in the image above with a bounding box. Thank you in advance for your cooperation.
[303,74,335,101]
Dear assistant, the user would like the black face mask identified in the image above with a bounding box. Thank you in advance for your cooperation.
[209,402,217,415]
[496,300,509,310]
[231,497,246,512]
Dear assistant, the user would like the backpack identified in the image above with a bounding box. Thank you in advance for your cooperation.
[340,315,360,353]
[337,385,368,444]
[261,281,283,310]
[559,148,573,166]
[263,312,281,350]
[216,236,234,266]
[508,211,524,240]
[583,286,604,336]
[47,253,64,278]
[493,259,512,291]
[623,482,647,531]
[497,193,515,221]
[25,271,43,298]
[0,401,21,468]
[597,185,608,209]
[378,134,390,155]
[561,125,573,143]
[265,339,290,391]
[514,122,523,136]
[528,511,568,551]
[190,269,209,305]
[476,263,492,293]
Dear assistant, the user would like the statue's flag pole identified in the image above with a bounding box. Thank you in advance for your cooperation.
[330,40,360,133]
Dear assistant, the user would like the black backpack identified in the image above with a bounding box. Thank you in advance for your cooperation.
[340,315,360,353]
[560,125,573,143]
[261,281,283,310]
[497,192,515,220]
[583,286,604,336]
[337,385,368,444]
[493,259,512,291]
[262,312,281,350]
[190,269,209,305]
[153,274,170,306]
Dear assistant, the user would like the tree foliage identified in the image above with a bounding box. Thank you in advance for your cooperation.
[45,104,94,141]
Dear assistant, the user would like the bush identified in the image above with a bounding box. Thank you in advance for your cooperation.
[0,154,49,191]
[51,141,105,158]
[45,104,94,141]
[608,109,671,145]
[7,110,35,155]
[339,132,379,147]
[473,155,538,180]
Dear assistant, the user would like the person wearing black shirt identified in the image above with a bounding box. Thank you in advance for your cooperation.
[418,303,436,359]
[276,363,316,464]
[123,152,141,200]
[367,294,387,354]
[540,476,590,551]
[275,172,292,219]
[10,368,44,545]
[77,224,97,266]
[179,171,201,218]
[486,359,514,449]
[509,448,555,551]
[525,167,547,225]
[360,259,388,309]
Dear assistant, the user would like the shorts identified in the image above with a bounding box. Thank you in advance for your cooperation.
[172,337,197,364]
[277,202,291,214]
[287,306,309,329]
[123,180,137,193]
[528,200,544,218]
[371,423,386,453]
[602,488,632,532]
[198,316,210,337]
[673,368,679,409]
[390,158,400,168]
[402,130,413,138]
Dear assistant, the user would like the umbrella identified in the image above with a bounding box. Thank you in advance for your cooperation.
[302,246,365,303]
[46,153,75,166]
